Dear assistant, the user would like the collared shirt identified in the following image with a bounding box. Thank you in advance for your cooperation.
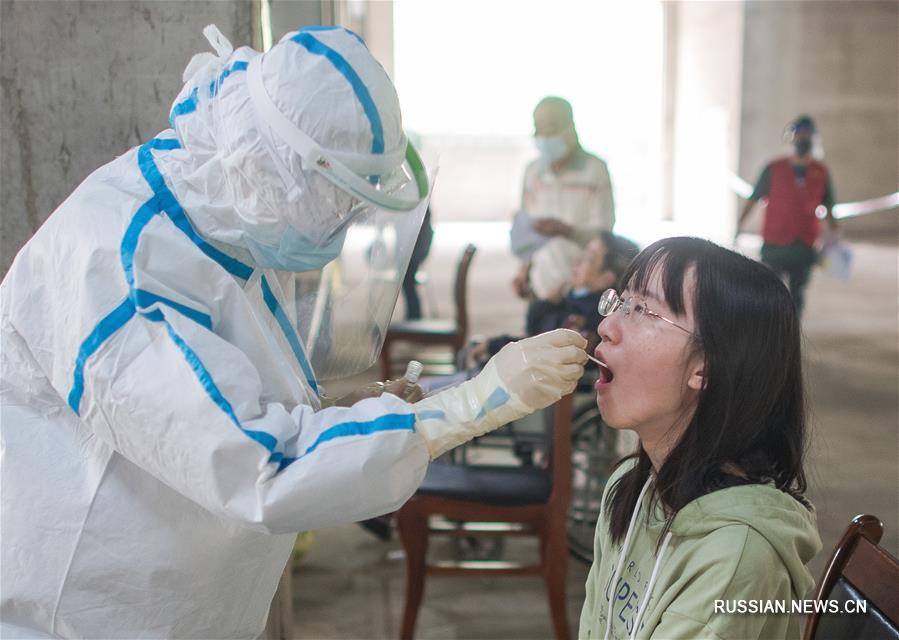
[521,148,615,246]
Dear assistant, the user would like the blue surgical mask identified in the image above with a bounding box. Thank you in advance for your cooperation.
[534,136,568,163]
[243,225,347,272]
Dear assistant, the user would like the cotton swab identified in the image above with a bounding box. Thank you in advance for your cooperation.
[586,353,608,367]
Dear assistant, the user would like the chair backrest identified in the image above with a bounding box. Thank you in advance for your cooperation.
[453,244,477,341]
[804,514,899,640]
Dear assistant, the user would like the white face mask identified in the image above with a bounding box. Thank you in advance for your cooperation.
[534,136,568,163]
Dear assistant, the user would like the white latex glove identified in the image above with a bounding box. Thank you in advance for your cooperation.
[413,328,588,459]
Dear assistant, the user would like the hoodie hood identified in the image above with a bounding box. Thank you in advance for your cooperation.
[666,482,820,597]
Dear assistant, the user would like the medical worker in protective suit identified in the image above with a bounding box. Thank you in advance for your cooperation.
[0,25,587,639]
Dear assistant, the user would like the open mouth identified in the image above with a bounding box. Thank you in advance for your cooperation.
[598,363,614,384]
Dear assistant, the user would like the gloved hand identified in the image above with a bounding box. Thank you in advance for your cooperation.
[330,378,424,407]
[413,328,588,459]
[385,377,424,403]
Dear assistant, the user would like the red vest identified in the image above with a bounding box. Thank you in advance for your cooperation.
[762,158,829,246]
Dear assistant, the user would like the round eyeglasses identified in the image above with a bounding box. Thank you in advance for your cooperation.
[598,289,694,335]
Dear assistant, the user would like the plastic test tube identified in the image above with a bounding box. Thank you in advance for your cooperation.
[404,360,423,384]
[401,360,424,401]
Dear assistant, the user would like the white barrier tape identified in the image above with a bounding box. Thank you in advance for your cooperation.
[728,172,898,219]
[833,193,899,218]
[728,173,754,200]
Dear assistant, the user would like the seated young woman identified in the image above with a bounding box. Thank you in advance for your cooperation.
[580,236,820,640]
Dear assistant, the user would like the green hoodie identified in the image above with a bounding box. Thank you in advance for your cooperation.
[578,461,821,640]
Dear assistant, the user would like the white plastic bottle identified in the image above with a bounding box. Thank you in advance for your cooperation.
[403,360,423,385]
[402,360,423,401]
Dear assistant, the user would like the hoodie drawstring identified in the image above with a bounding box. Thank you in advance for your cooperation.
[602,476,673,640]
[629,530,672,640]
[603,477,653,640]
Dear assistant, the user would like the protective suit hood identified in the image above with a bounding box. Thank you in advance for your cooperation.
[159,25,432,379]
[161,25,408,260]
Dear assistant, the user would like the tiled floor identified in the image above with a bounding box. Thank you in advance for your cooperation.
[289,229,898,640]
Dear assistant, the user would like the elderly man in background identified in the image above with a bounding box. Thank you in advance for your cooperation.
[512,96,615,303]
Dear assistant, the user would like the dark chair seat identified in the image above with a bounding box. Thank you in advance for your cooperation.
[418,463,551,506]
[387,319,458,337]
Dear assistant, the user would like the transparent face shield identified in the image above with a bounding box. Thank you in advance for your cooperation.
[267,181,432,381]
[782,120,823,160]
[226,54,434,381]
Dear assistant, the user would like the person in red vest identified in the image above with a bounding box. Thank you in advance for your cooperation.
[737,115,838,316]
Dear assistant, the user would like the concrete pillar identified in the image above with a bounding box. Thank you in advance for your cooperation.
[739,0,898,236]
[332,1,394,79]
[659,3,679,221]
[0,0,255,276]
[268,0,327,44]
[265,2,392,78]
[667,1,745,242]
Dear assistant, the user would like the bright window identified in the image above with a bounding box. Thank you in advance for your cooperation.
[393,0,664,241]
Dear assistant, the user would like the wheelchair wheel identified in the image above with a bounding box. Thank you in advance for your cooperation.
[568,402,617,564]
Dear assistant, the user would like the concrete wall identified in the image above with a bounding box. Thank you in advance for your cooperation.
[0,0,255,276]
[739,0,898,236]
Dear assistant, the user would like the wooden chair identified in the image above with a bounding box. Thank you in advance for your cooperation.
[396,393,575,640]
[804,514,899,640]
[380,244,477,379]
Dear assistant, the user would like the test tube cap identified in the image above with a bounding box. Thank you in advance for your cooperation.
[404,360,424,384]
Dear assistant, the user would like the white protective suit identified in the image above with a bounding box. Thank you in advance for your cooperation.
[0,26,586,638]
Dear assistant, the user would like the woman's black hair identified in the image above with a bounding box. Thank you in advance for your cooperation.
[605,237,809,544]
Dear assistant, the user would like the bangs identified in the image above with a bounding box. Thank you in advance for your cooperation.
[620,238,696,315]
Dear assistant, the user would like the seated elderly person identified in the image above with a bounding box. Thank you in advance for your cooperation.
[477,231,638,364]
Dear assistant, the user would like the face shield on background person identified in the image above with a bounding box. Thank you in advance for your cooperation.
[783,114,823,160]
[209,26,434,382]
